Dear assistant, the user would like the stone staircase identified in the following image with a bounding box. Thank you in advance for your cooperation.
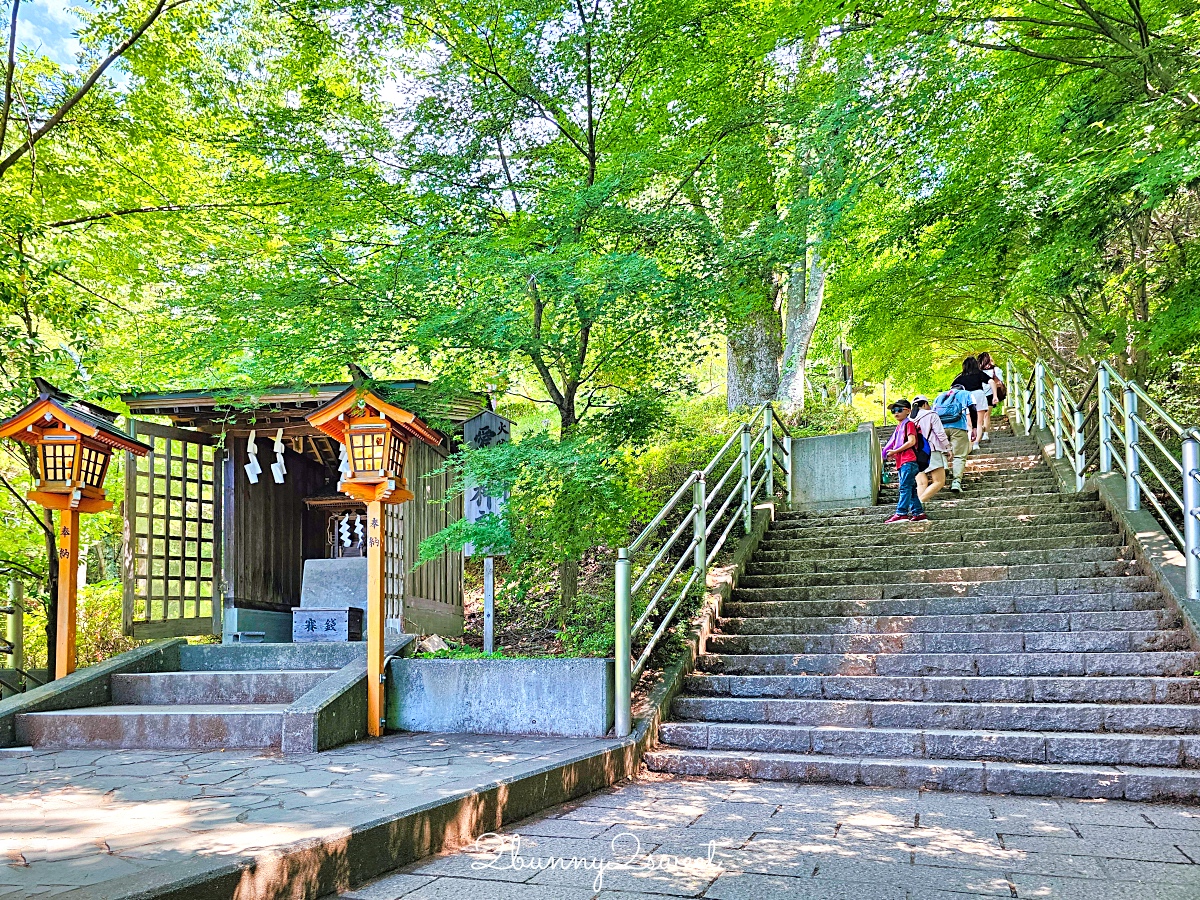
[646,419,1200,800]
[14,644,364,751]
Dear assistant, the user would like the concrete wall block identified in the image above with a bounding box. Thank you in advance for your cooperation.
[789,430,878,509]
[386,657,615,737]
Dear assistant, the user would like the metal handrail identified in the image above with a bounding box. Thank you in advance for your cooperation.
[1012,357,1199,605]
[613,403,793,736]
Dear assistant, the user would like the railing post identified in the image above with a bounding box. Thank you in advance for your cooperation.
[6,579,22,674]
[693,476,707,574]
[1022,378,1033,436]
[1052,381,1063,459]
[1124,387,1141,511]
[1035,360,1046,431]
[784,431,794,506]
[1183,435,1200,601]
[1006,361,1014,420]
[763,406,774,499]
[1098,366,1113,473]
[741,426,753,534]
[1073,406,1086,491]
[614,548,632,738]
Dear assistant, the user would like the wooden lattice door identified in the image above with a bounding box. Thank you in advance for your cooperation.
[122,421,223,638]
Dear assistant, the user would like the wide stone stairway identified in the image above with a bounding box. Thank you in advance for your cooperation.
[646,419,1200,800]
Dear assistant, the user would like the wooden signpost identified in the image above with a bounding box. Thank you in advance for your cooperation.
[306,384,443,736]
[0,380,150,679]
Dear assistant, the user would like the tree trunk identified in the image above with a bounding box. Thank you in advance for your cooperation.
[726,283,782,412]
[557,557,579,625]
[777,247,825,412]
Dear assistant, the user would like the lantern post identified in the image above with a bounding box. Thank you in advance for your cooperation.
[0,380,150,679]
[307,384,443,736]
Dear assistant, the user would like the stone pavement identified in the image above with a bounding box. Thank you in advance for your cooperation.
[340,774,1200,900]
[0,731,610,899]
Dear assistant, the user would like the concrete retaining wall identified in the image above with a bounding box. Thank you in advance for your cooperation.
[387,657,615,737]
[790,427,879,509]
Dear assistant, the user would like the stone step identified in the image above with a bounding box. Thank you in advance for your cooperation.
[769,502,1107,532]
[657,720,1200,767]
[14,704,288,750]
[746,546,1128,575]
[731,574,1156,603]
[669,696,1200,734]
[776,492,1090,523]
[642,747,1200,801]
[705,629,1191,656]
[697,649,1200,677]
[717,609,1178,636]
[752,533,1126,562]
[111,669,336,705]
[682,673,1200,705]
[737,560,1140,590]
[722,592,1167,619]
[179,642,367,671]
[764,512,1113,542]
[758,521,1119,552]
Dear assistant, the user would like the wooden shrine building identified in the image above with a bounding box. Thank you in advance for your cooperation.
[120,380,480,642]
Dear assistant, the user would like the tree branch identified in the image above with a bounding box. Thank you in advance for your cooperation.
[46,200,287,229]
[0,0,19,155]
[0,0,190,180]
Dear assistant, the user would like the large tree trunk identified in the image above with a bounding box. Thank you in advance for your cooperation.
[726,281,782,411]
[777,247,825,412]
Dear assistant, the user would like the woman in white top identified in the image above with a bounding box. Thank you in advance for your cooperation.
[978,351,1003,442]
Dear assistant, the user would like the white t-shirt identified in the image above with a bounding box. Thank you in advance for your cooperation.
[982,366,1000,397]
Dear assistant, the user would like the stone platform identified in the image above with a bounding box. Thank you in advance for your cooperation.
[0,731,623,899]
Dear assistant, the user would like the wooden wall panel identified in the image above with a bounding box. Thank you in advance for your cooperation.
[399,439,464,634]
[226,436,328,610]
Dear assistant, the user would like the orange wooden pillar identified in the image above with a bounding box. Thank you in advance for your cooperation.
[365,500,386,736]
[55,509,81,679]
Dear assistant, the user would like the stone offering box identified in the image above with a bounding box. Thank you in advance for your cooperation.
[386,657,615,737]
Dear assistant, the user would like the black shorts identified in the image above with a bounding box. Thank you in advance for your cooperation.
[987,395,996,408]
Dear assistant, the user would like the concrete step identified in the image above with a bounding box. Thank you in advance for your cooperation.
[752,533,1126,562]
[717,609,1179,636]
[669,696,1200,734]
[769,502,1108,531]
[179,642,367,671]
[746,546,1128,575]
[737,560,1141,590]
[722,592,1168,619]
[731,575,1154,603]
[682,673,1200,705]
[657,720,1200,767]
[758,521,1119,552]
[697,649,1200,677]
[705,629,1192,656]
[15,704,288,750]
[642,747,1200,801]
[776,492,1091,523]
[111,669,336,705]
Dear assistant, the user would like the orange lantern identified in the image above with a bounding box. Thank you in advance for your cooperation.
[307,385,442,735]
[0,380,150,678]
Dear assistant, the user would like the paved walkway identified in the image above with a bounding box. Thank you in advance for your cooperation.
[0,732,609,899]
[341,775,1200,900]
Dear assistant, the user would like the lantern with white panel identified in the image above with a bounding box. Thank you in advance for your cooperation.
[306,385,442,736]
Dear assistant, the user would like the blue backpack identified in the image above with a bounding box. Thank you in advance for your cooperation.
[933,389,968,427]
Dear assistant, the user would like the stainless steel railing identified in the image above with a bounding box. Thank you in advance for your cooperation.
[613,403,792,736]
[1008,358,1199,601]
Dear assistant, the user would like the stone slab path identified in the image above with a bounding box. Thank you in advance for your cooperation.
[340,774,1200,900]
[0,732,608,899]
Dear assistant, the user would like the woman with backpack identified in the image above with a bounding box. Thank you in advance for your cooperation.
[952,357,992,451]
[911,395,953,503]
[978,352,1005,439]
[932,383,979,494]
